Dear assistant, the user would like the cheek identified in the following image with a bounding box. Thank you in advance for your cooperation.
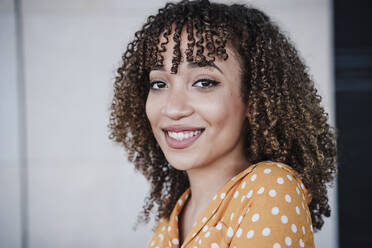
[145,94,159,127]
[200,101,230,126]
[195,92,245,131]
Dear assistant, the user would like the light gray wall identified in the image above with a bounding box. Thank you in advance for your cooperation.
[0,0,22,247]
[1,0,337,247]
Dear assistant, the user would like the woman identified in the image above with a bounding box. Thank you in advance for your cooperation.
[109,0,338,247]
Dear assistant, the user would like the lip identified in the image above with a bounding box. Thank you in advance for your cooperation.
[162,125,205,132]
[162,125,205,149]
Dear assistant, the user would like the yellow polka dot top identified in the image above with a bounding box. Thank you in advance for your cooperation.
[146,161,315,248]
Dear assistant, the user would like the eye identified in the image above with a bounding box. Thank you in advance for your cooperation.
[193,78,220,88]
[150,81,168,90]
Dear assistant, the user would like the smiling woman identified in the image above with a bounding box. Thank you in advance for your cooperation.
[109,0,338,247]
[146,35,247,173]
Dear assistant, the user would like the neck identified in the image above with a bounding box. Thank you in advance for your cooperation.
[185,151,249,215]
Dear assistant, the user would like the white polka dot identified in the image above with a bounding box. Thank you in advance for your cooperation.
[211,243,219,248]
[216,222,222,230]
[230,213,235,220]
[264,168,271,174]
[296,206,301,215]
[258,187,265,194]
[272,207,279,215]
[168,226,171,232]
[203,226,208,232]
[238,215,243,224]
[310,225,313,232]
[299,238,305,247]
[273,243,281,248]
[276,163,283,168]
[301,183,305,189]
[251,174,257,181]
[175,216,178,222]
[285,236,292,246]
[227,227,234,238]
[172,238,179,245]
[302,194,305,200]
[158,234,164,240]
[192,232,196,237]
[281,215,288,224]
[241,181,247,189]
[246,230,254,239]
[178,199,183,206]
[231,176,236,181]
[291,224,297,233]
[269,189,277,197]
[302,202,305,209]
[213,194,217,200]
[241,195,246,202]
[233,191,239,199]
[285,194,292,203]
[205,231,210,238]
[247,190,253,198]
[302,226,306,234]
[277,177,284,184]
[202,217,207,223]
[220,193,226,199]
[150,241,155,246]
[287,174,293,181]
[199,238,202,244]
[236,228,242,238]
[262,227,271,236]
[252,213,260,222]
[296,187,300,195]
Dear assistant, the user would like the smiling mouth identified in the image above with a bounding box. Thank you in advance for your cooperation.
[166,129,203,141]
[163,129,205,149]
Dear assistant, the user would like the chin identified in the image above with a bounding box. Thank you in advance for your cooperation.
[167,159,195,171]
[165,153,204,171]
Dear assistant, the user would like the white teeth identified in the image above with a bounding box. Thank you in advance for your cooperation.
[167,130,202,141]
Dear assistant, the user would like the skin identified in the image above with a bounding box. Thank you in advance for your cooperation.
[145,28,251,244]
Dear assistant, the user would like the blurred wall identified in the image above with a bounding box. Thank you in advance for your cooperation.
[0,0,337,247]
[0,0,22,247]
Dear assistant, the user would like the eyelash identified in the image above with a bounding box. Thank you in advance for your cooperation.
[149,78,220,90]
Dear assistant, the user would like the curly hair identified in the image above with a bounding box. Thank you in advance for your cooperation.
[109,0,338,232]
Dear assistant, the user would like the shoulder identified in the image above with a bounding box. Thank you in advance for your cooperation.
[245,161,301,182]
[239,161,311,204]
[146,218,169,247]
[227,161,315,247]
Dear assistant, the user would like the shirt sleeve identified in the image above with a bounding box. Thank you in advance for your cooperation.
[229,163,315,248]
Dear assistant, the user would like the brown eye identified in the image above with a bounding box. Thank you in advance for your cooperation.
[150,81,168,90]
[193,79,220,88]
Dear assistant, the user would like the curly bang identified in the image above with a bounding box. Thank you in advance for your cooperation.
[109,0,338,232]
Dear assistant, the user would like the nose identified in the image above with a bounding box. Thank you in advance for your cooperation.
[161,87,193,120]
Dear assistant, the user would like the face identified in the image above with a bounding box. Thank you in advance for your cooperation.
[145,29,248,172]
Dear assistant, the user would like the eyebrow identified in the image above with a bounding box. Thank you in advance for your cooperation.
[150,62,224,74]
